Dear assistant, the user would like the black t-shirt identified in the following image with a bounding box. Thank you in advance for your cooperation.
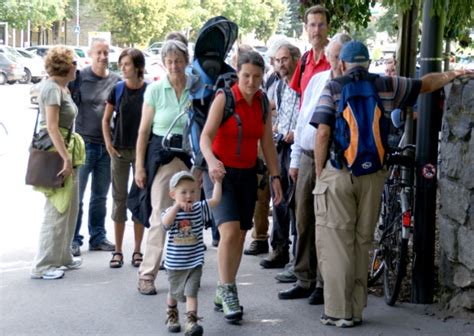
[107,82,146,149]
[71,67,120,144]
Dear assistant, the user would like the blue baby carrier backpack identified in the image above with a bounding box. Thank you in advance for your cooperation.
[162,16,238,169]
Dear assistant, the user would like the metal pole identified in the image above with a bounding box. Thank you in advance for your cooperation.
[76,0,80,46]
[412,0,445,304]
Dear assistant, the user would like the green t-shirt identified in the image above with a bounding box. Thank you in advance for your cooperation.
[39,79,77,129]
[144,75,189,137]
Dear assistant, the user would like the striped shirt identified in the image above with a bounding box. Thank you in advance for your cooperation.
[310,67,422,129]
[162,200,211,270]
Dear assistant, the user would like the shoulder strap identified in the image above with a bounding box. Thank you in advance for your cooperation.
[220,86,236,125]
[261,91,269,124]
[275,79,284,111]
[114,81,126,109]
[297,50,310,88]
[69,69,82,106]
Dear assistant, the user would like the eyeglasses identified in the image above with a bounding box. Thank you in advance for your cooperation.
[72,60,78,66]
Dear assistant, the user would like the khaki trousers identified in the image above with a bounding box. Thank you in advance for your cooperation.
[293,153,322,288]
[314,162,386,319]
[31,173,79,276]
[138,157,188,281]
[251,174,270,241]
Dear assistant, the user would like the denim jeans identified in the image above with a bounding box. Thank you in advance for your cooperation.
[73,142,111,247]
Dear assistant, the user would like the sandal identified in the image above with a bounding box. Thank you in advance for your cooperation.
[131,252,143,268]
[109,252,124,269]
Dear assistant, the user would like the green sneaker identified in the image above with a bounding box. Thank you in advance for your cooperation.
[184,311,203,336]
[166,307,181,333]
[221,283,243,323]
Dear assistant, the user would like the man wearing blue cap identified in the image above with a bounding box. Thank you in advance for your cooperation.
[310,40,471,328]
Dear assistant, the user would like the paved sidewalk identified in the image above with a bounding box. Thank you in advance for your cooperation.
[0,85,472,335]
[1,225,472,336]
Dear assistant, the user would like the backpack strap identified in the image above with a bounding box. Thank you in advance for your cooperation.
[114,81,126,109]
[219,86,242,156]
[275,79,284,112]
[69,69,82,106]
[297,50,310,89]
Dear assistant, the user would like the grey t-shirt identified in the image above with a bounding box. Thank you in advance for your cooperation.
[73,66,120,144]
[39,79,77,129]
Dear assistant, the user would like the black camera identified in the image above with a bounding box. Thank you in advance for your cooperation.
[168,134,183,149]
[273,133,285,153]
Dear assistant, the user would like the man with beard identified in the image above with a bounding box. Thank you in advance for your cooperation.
[260,43,301,269]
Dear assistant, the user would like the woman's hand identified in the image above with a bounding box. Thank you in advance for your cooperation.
[208,158,226,183]
[58,157,73,179]
[135,167,147,189]
[271,178,283,206]
[106,143,121,158]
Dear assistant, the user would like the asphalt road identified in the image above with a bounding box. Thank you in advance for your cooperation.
[0,83,472,336]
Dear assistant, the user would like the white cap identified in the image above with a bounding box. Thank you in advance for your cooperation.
[169,171,195,189]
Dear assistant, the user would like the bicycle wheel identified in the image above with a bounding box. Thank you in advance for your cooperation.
[368,248,384,287]
[381,183,408,306]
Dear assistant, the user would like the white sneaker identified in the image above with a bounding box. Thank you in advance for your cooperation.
[63,257,82,269]
[31,269,65,280]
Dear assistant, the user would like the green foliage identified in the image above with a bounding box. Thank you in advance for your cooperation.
[300,0,373,33]
[300,0,473,44]
[375,6,398,38]
[0,0,68,30]
[277,0,303,38]
[93,0,168,46]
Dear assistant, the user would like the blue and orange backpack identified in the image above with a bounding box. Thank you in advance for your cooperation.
[330,72,389,176]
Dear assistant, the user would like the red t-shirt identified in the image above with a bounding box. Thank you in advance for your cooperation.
[289,49,330,103]
[212,84,265,169]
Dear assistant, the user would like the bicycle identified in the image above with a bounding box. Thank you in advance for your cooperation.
[368,141,416,306]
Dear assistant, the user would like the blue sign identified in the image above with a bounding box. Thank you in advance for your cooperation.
[74,25,80,34]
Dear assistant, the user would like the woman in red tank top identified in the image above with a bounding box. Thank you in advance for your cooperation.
[200,51,282,323]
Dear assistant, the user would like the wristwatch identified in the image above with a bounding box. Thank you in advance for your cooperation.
[270,175,281,182]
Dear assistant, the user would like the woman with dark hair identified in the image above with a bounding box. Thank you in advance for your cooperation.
[30,46,85,280]
[200,50,282,323]
[102,48,147,268]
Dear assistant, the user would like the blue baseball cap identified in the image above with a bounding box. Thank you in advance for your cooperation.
[339,40,370,62]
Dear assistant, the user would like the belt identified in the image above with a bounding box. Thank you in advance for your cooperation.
[302,149,314,158]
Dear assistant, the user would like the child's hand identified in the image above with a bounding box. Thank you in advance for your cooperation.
[177,201,193,212]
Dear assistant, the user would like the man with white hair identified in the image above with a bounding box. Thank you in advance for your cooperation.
[69,38,120,256]
[278,33,352,303]
[311,40,471,328]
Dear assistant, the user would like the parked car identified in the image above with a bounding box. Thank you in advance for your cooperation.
[73,46,92,69]
[0,53,25,85]
[29,79,44,104]
[14,47,48,83]
[26,45,84,70]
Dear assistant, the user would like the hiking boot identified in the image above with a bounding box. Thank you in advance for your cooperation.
[214,282,224,311]
[244,240,269,255]
[275,263,297,283]
[221,283,243,323]
[137,278,157,295]
[320,313,354,328]
[166,307,181,332]
[259,245,289,269]
[184,311,203,336]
